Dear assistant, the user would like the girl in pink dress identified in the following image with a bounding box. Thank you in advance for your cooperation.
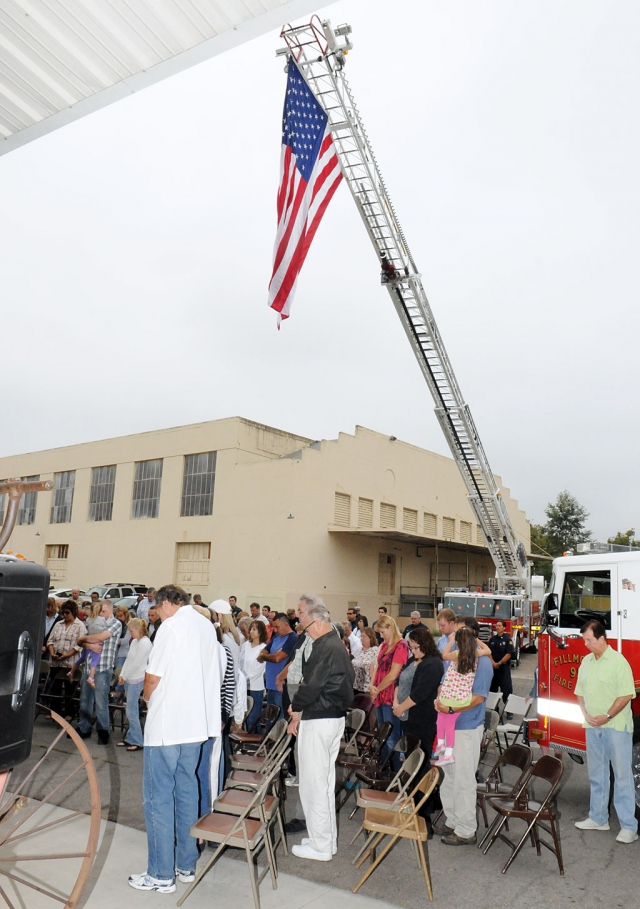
[434,627,489,765]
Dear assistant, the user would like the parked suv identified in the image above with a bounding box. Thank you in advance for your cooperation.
[86,583,147,601]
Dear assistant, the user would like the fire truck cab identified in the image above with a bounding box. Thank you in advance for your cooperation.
[536,550,640,807]
[442,580,543,667]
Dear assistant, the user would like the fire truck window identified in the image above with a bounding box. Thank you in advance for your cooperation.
[446,595,476,617]
[560,570,611,629]
[493,598,511,619]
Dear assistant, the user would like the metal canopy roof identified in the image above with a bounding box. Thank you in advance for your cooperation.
[0,0,324,156]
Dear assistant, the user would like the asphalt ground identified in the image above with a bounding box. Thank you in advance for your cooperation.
[12,653,640,908]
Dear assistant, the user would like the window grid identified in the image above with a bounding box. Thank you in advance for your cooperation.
[403,508,418,533]
[358,497,373,528]
[18,475,39,525]
[46,544,69,581]
[176,542,211,585]
[132,459,163,519]
[424,512,437,536]
[89,465,116,522]
[50,471,75,524]
[380,503,396,529]
[334,492,351,526]
[443,517,456,540]
[477,524,484,544]
[181,452,216,517]
[460,520,472,543]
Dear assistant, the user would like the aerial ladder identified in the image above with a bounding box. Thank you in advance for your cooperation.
[277,18,531,600]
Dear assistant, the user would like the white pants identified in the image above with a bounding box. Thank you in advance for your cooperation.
[439,723,484,838]
[298,717,345,855]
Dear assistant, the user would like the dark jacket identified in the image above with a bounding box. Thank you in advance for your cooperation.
[292,629,355,720]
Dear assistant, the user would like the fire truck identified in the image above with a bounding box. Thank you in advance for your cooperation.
[276,18,537,638]
[443,576,545,665]
[534,546,640,797]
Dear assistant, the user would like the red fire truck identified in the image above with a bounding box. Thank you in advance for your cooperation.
[534,547,640,807]
[443,579,544,666]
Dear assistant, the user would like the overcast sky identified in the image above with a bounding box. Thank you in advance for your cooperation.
[1,0,639,540]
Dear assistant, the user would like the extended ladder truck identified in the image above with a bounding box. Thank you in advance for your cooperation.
[276,18,541,662]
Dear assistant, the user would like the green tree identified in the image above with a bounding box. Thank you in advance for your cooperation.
[607,529,640,548]
[544,490,592,555]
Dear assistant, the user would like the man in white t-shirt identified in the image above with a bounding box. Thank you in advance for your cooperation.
[128,584,224,895]
[250,602,269,625]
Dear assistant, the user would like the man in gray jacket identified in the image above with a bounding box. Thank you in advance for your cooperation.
[287,600,354,862]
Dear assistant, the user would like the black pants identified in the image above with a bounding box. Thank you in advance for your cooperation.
[490,667,513,705]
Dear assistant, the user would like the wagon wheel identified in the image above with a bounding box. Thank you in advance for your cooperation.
[0,708,101,908]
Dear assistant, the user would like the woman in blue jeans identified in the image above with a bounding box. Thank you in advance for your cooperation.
[117,618,152,751]
[240,620,267,731]
[370,615,409,767]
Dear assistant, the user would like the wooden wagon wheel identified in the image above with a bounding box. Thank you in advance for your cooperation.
[0,708,101,909]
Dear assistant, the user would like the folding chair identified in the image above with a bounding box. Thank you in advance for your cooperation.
[479,708,501,766]
[486,691,504,716]
[230,703,280,751]
[495,695,533,752]
[335,722,393,811]
[351,694,376,732]
[227,730,293,791]
[231,719,288,772]
[476,743,532,829]
[352,766,443,901]
[350,747,425,850]
[354,734,421,791]
[339,709,366,756]
[178,762,283,909]
[482,755,564,875]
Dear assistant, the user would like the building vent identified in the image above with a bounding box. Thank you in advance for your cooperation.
[403,508,418,533]
[46,544,69,582]
[423,512,437,536]
[358,497,373,528]
[477,524,485,544]
[460,521,472,543]
[443,517,455,540]
[175,542,211,586]
[334,492,351,526]
[380,502,396,529]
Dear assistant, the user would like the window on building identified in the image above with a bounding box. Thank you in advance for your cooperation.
[460,520,472,542]
[50,471,75,524]
[18,475,39,525]
[175,542,211,586]
[423,512,437,537]
[334,492,351,526]
[181,452,216,517]
[378,553,396,595]
[443,516,455,540]
[380,503,396,529]
[132,459,163,519]
[403,508,418,533]
[358,497,373,528]
[46,544,69,582]
[89,465,116,522]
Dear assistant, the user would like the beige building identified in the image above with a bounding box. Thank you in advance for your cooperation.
[0,417,530,627]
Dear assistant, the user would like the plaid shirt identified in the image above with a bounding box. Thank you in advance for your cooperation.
[48,618,86,668]
[82,616,121,675]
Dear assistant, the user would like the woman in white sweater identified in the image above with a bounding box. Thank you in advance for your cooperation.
[117,617,152,751]
[240,620,267,731]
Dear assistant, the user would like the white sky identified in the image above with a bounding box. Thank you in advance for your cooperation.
[1,0,638,540]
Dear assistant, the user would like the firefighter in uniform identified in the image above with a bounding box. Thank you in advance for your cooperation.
[488,621,514,711]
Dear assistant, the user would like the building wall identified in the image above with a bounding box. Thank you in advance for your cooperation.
[0,418,530,627]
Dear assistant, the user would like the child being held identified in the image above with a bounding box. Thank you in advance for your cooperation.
[434,627,490,765]
[67,602,106,688]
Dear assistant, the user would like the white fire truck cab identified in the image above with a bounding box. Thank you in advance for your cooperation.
[443,580,543,666]
[535,548,640,806]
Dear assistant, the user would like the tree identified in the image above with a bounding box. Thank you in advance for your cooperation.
[544,490,592,555]
[608,529,640,548]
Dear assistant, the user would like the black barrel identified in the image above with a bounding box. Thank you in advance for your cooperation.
[0,559,49,772]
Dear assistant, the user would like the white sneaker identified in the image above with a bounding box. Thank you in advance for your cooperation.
[301,837,337,855]
[574,818,610,831]
[175,868,196,883]
[285,775,299,787]
[616,828,639,844]
[128,872,176,893]
[292,843,332,861]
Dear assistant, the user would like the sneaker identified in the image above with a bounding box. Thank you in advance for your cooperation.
[291,843,332,861]
[441,832,477,846]
[574,818,610,831]
[285,775,299,787]
[128,873,176,893]
[616,828,638,844]
[434,754,454,766]
[175,868,196,883]
[301,838,337,855]
[432,741,446,758]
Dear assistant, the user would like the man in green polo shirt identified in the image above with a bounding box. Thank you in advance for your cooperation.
[574,619,638,844]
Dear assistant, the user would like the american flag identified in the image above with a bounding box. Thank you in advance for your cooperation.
[268,60,343,324]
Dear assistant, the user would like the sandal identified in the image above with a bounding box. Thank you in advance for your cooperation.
[116,741,127,747]
[126,745,142,752]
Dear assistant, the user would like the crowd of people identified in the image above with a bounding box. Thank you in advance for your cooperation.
[39,588,640,893]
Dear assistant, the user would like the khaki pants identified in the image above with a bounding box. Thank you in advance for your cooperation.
[439,723,484,838]
[298,717,345,855]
